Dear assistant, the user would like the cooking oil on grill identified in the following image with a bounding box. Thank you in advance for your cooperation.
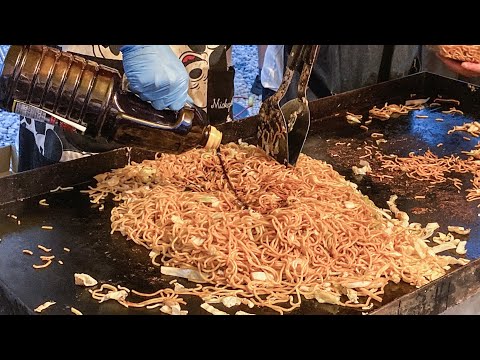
[0,45,222,153]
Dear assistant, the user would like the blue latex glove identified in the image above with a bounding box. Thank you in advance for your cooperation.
[120,45,192,111]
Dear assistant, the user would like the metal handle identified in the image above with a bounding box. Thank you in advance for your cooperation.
[113,90,200,135]
[286,45,303,70]
[257,45,319,166]
[295,45,319,98]
[117,105,194,131]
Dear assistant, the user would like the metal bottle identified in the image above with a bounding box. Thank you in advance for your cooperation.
[0,45,222,153]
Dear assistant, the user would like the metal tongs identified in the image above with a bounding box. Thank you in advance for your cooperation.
[257,45,319,166]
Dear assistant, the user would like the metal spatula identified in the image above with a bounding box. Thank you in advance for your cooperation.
[257,45,319,166]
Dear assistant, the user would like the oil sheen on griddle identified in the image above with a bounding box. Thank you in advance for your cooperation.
[0,45,222,153]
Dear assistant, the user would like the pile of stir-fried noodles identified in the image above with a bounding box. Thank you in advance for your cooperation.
[84,142,468,313]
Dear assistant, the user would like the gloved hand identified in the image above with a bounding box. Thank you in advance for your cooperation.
[120,45,192,111]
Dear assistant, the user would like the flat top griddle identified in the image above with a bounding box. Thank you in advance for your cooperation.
[2,72,480,315]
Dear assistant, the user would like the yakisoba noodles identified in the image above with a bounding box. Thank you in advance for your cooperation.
[437,45,480,63]
[84,143,469,314]
[448,121,480,137]
[379,150,480,204]
[467,169,480,203]
[369,102,426,121]
[380,150,469,184]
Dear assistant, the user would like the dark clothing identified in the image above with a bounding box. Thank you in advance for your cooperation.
[281,45,421,102]
[311,45,421,95]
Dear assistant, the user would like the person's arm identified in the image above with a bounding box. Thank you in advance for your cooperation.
[436,52,480,78]
[119,45,192,111]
